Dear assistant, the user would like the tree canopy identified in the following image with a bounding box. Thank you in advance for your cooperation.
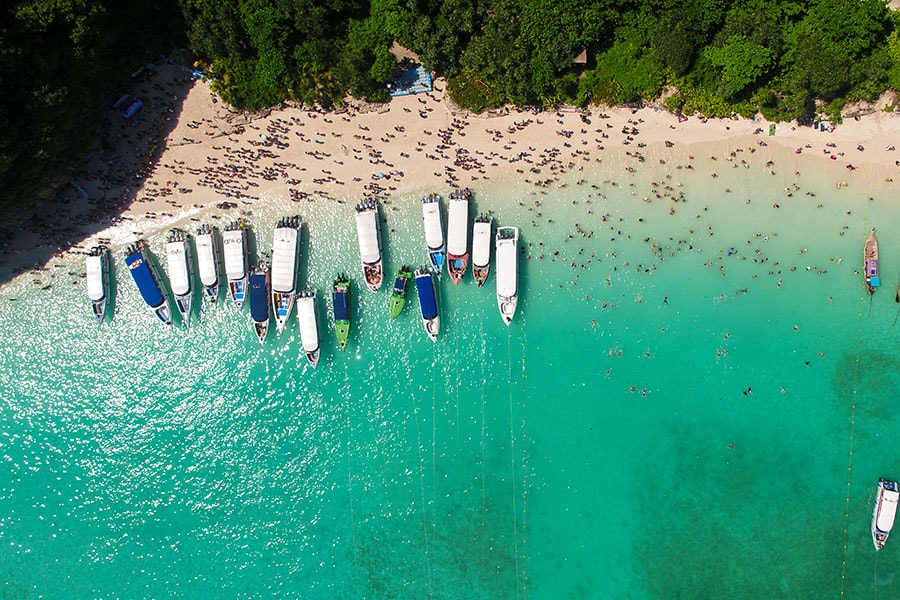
[2,0,900,210]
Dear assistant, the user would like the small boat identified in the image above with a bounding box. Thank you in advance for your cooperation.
[496,226,519,325]
[195,224,220,302]
[415,268,440,342]
[332,275,351,351]
[447,188,471,284]
[355,199,383,292]
[873,478,900,551]
[297,289,321,368]
[271,215,302,332]
[165,228,194,327]
[422,193,446,275]
[249,262,271,343]
[222,220,249,310]
[124,241,172,325]
[389,266,413,320]
[85,245,110,324]
[865,228,880,294]
[472,214,492,287]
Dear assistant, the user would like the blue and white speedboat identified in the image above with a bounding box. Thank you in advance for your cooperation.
[271,215,301,332]
[165,228,194,327]
[414,268,440,342]
[222,220,249,310]
[421,194,445,276]
[124,241,172,325]
[249,262,271,343]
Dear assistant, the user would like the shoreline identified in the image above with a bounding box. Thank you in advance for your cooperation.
[1,59,898,285]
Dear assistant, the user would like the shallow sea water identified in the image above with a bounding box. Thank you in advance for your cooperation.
[2,140,900,598]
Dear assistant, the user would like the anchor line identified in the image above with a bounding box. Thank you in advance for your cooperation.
[507,332,521,600]
[874,552,879,600]
[480,304,487,530]
[412,371,434,599]
[839,312,863,598]
[342,361,360,596]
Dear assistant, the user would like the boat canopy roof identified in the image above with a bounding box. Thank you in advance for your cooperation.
[298,295,319,351]
[472,220,491,268]
[447,198,469,255]
[85,254,105,301]
[356,210,381,263]
[271,227,299,292]
[166,241,191,295]
[332,288,349,320]
[222,229,247,280]
[126,249,165,308]
[415,273,438,319]
[496,228,519,297]
[195,233,218,286]
[422,202,444,249]
[249,272,269,322]
[878,487,900,532]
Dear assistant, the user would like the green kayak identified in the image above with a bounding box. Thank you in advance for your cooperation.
[389,266,413,320]
[332,275,351,350]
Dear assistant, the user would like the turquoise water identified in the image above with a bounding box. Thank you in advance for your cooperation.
[2,141,900,598]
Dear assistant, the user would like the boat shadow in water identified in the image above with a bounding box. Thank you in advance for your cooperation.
[105,255,120,324]
[244,221,260,268]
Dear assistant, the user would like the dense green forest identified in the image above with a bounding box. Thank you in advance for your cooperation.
[3,0,900,210]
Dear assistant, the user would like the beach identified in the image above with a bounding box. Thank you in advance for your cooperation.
[4,56,900,598]
[3,58,899,286]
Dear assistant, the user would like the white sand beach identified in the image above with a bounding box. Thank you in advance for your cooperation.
[2,59,899,282]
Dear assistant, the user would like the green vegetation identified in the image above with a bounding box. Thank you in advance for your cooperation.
[3,0,900,210]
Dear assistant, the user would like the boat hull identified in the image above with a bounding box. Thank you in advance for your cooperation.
[175,293,193,327]
[415,269,440,342]
[496,226,519,325]
[298,293,321,368]
[873,478,900,551]
[125,244,173,326]
[272,291,296,333]
[864,229,879,294]
[389,269,412,320]
[332,278,351,351]
[86,247,110,324]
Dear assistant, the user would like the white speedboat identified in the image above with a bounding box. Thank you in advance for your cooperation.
[496,226,519,325]
[446,188,470,284]
[355,199,383,292]
[195,224,220,302]
[297,289,320,368]
[249,262,271,343]
[85,245,110,324]
[271,215,301,332]
[222,220,249,310]
[422,194,445,276]
[472,214,492,287]
[124,241,172,326]
[414,268,440,342]
[165,228,194,327]
[873,478,900,551]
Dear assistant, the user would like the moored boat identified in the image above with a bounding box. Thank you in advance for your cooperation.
[496,226,519,325]
[124,241,172,325]
[873,478,899,551]
[865,228,880,294]
[195,224,220,302]
[165,228,194,327]
[415,268,440,342]
[389,266,413,320]
[271,215,301,332]
[249,262,271,343]
[85,245,110,324]
[447,188,471,284]
[422,193,445,276]
[472,214,492,287]
[222,220,249,310]
[297,289,321,368]
[355,199,383,292]
[332,275,351,351]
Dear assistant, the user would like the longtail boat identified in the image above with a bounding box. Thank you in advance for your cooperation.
[865,228,880,294]
[389,266,413,319]
[332,275,351,351]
